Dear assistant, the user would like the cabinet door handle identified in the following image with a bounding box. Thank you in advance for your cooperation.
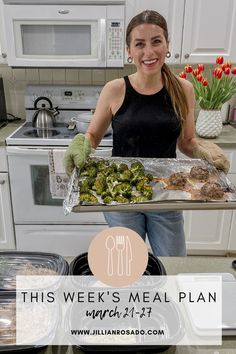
[58,9,70,14]
[184,53,190,59]
[174,53,180,59]
[0,180,5,185]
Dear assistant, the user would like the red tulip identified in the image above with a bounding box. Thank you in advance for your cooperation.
[197,74,203,82]
[224,67,230,75]
[216,69,223,79]
[179,71,187,79]
[231,67,236,75]
[198,64,204,71]
[192,68,200,77]
[225,60,232,68]
[213,68,223,79]
[216,56,224,65]
[185,64,192,73]
[202,78,208,86]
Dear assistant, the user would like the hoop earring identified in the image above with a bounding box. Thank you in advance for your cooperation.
[127,56,133,63]
[166,51,171,58]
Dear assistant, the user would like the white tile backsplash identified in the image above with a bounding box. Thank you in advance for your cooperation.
[1,63,235,120]
[26,68,39,82]
[39,68,53,83]
[78,69,92,84]
[65,69,79,83]
[92,69,105,84]
[52,69,66,83]
[12,68,26,81]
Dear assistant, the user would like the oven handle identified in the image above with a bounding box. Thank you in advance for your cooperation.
[6,146,66,156]
[6,146,112,157]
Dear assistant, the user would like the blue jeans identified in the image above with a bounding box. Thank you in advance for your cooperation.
[103,211,186,257]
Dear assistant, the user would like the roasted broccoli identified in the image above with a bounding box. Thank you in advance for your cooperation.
[118,163,129,173]
[115,195,129,203]
[136,177,150,192]
[146,173,154,182]
[80,165,98,178]
[142,185,153,200]
[130,195,149,203]
[118,169,133,182]
[130,161,145,173]
[79,179,93,193]
[101,191,112,200]
[80,193,98,203]
[113,182,132,196]
[97,159,109,172]
[93,173,107,195]
[79,158,153,205]
[103,196,114,204]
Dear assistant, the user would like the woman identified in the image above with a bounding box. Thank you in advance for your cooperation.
[64,10,229,256]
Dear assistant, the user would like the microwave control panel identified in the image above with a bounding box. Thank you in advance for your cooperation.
[107,20,124,62]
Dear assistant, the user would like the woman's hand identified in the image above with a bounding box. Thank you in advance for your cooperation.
[64,134,92,176]
[192,139,230,174]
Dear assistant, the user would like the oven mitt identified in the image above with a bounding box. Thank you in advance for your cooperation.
[192,139,230,174]
[64,133,92,176]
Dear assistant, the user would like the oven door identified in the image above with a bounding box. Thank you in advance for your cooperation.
[7,146,112,224]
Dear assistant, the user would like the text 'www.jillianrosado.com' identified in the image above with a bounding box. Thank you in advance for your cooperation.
[70,328,165,336]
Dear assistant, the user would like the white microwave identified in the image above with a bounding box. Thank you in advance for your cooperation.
[3,1,125,67]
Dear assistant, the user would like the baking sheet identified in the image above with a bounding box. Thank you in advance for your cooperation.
[63,157,236,214]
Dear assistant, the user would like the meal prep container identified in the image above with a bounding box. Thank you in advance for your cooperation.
[0,252,68,352]
[0,251,69,293]
[0,293,58,352]
[68,253,175,352]
[69,252,166,277]
[68,253,184,353]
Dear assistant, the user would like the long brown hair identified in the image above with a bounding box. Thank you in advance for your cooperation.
[126,10,188,129]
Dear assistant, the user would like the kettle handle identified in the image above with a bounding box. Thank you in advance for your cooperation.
[34,96,53,110]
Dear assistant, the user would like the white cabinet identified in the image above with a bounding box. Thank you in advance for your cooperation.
[0,0,7,64]
[220,148,236,252]
[184,210,232,253]
[182,0,236,64]
[125,0,236,64]
[0,148,15,249]
[228,211,236,251]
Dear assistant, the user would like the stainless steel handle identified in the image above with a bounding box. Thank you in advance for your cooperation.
[174,53,180,59]
[7,146,65,156]
[1,53,7,59]
[184,53,190,59]
[0,180,5,185]
[58,9,70,14]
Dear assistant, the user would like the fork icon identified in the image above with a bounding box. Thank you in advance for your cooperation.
[116,235,125,276]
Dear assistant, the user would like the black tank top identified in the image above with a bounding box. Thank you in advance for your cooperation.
[112,76,181,158]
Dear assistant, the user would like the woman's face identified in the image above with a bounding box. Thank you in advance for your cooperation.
[127,23,169,74]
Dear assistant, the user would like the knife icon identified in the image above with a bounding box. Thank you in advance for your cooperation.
[125,236,133,276]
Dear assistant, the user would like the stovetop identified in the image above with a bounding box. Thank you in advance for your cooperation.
[6,122,113,147]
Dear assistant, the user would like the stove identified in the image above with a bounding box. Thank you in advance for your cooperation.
[6,84,113,147]
[6,85,112,255]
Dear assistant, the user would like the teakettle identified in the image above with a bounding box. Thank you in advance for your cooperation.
[32,97,59,129]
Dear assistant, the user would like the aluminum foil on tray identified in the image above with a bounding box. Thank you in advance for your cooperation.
[63,157,236,214]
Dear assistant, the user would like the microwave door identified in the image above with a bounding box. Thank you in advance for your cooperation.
[4,5,107,67]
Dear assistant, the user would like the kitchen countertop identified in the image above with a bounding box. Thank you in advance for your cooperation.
[1,121,236,146]
[36,255,236,354]
[0,121,24,146]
